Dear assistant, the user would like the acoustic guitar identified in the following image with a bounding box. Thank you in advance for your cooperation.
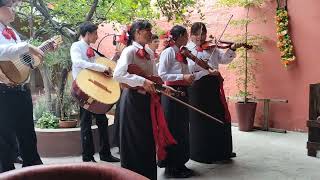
[0,35,63,84]
[71,57,121,114]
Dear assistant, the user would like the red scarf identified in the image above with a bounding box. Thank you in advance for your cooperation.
[86,47,95,59]
[2,27,17,41]
[126,63,176,160]
[154,52,159,59]
[136,48,150,60]
[150,93,177,160]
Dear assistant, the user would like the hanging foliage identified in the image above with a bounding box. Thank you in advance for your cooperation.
[275,0,295,67]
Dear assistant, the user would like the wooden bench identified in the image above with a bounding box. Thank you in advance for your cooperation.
[227,96,288,133]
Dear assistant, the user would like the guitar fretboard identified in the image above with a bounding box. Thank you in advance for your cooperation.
[20,41,53,68]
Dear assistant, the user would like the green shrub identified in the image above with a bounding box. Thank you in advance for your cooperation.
[33,95,50,122]
[36,112,59,129]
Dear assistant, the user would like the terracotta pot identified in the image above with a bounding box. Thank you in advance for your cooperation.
[235,102,257,132]
[59,119,77,128]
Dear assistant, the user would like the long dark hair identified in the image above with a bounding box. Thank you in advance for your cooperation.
[165,25,187,48]
[190,22,207,35]
[127,20,152,46]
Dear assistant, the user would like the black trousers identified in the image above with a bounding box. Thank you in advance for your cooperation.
[0,84,42,173]
[80,107,111,159]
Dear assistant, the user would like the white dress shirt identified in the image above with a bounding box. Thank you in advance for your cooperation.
[186,41,236,81]
[0,23,29,84]
[113,41,156,87]
[158,45,190,82]
[70,39,107,80]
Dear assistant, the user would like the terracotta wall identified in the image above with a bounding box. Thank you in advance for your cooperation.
[96,0,319,131]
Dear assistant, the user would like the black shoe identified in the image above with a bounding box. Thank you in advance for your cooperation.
[230,152,237,158]
[164,167,192,178]
[83,157,97,163]
[211,159,233,164]
[178,165,194,176]
[157,160,167,168]
[100,155,120,162]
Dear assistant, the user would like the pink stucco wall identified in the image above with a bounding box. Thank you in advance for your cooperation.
[223,0,319,132]
[95,0,319,131]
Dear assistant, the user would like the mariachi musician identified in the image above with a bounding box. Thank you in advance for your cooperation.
[186,22,251,163]
[70,21,119,163]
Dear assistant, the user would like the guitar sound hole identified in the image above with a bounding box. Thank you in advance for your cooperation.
[21,53,35,68]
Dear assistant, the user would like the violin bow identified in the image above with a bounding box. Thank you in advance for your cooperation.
[157,89,225,124]
[208,14,234,60]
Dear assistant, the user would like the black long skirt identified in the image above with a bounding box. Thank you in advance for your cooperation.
[119,89,157,180]
[189,75,233,163]
[161,86,190,167]
[112,97,121,148]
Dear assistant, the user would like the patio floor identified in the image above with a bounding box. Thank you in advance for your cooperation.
[13,127,320,180]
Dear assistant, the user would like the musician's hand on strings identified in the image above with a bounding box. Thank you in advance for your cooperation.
[143,79,157,94]
[162,85,175,96]
[149,75,163,85]
[230,43,244,51]
[52,42,58,51]
[183,74,195,85]
[208,69,220,76]
[29,44,44,61]
[103,67,113,77]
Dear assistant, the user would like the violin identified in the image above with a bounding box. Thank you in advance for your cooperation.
[126,64,185,96]
[198,35,253,50]
[180,47,214,71]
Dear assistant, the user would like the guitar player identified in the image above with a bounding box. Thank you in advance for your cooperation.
[70,21,120,163]
[0,0,44,173]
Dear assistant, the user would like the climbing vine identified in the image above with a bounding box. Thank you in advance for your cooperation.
[275,0,295,67]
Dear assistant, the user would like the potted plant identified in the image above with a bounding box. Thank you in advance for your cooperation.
[217,0,265,131]
[58,78,79,128]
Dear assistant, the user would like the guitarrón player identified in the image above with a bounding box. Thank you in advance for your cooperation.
[70,21,120,163]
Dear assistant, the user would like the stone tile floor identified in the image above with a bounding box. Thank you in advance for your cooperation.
[13,127,320,180]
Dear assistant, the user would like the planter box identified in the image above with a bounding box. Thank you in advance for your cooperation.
[36,115,115,157]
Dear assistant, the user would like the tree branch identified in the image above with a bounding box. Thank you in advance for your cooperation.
[85,0,99,21]
[33,0,75,40]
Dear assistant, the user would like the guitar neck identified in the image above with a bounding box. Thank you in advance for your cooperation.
[38,42,53,54]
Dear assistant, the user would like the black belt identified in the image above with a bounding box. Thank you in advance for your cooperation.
[0,83,30,92]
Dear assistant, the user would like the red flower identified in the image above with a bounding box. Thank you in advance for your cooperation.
[117,25,131,46]
[160,31,171,39]
[86,47,95,59]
